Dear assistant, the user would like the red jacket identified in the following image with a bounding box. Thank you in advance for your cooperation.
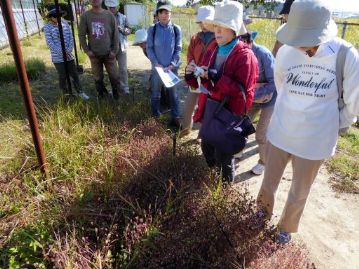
[185,40,258,122]
[187,32,216,64]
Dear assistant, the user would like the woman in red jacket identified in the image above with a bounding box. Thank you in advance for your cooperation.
[181,5,216,137]
[185,0,258,182]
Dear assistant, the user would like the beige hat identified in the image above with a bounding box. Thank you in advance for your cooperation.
[203,0,246,36]
[276,0,338,47]
[196,6,215,23]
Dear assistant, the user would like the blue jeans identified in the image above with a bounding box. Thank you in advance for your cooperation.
[150,68,180,119]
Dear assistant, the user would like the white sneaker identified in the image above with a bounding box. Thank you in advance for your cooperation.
[251,163,265,175]
[78,92,90,100]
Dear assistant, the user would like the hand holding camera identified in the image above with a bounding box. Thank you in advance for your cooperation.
[193,66,205,77]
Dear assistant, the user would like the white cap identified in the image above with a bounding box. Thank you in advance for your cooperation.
[104,0,118,8]
[196,6,215,23]
[133,29,148,45]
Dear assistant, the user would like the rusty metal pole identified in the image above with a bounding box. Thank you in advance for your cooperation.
[31,0,41,36]
[19,0,29,38]
[0,0,49,179]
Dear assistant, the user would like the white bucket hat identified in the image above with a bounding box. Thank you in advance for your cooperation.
[133,29,148,45]
[104,0,118,8]
[276,0,338,47]
[196,6,215,23]
[203,0,247,36]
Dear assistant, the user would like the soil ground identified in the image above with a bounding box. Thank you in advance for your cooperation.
[127,43,359,269]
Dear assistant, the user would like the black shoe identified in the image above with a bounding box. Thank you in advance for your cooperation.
[112,90,119,100]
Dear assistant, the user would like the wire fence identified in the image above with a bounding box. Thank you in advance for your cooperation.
[0,0,44,49]
[166,13,359,50]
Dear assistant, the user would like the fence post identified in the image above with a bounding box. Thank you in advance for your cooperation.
[67,0,80,68]
[0,0,49,179]
[31,0,41,36]
[19,0,29,38]
[341,21,347,39]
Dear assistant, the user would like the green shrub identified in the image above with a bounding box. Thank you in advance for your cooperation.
[0,58,46,83]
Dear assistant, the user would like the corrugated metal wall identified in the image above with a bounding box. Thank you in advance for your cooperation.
[0,0,44,48]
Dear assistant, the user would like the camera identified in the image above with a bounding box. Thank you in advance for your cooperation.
[193,66,204,77]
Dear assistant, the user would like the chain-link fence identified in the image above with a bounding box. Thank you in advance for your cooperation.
[0,0,44,49]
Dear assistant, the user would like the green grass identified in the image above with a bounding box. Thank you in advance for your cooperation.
[128,33,135,42]
[77,50,87,64]
[0,58,46,83]
[327,127,359,193]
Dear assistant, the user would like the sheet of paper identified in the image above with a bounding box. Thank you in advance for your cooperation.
[155,67,181,88]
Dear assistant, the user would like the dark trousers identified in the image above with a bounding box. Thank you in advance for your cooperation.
[54,60,82,94]
[89,55,121,97]
[201,141,235,182]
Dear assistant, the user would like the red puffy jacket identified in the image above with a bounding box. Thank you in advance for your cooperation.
[185,40,258,122]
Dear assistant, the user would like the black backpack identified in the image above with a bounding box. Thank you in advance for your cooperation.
[152,22,180,44]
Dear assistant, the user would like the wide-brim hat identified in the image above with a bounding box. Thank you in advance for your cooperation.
[276,0,338,47]
[47,5,66,17]
[133,29,148,45]
[196,5,215,23]
[203,0,246,36]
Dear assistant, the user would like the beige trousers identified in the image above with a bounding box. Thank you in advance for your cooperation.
[248,104,274,165]
[257,142,323,233]
[181,91,199,131]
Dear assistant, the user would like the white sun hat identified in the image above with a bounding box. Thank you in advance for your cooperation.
[133,29,148,45]
[104,0,118,8]
[196,6,215,23]
[203,0,247,36]
[276,0,338,47]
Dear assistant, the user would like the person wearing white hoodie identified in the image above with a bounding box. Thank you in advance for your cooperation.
[256,0,359,244]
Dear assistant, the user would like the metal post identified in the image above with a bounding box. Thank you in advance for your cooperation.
[0,0,49,179]
[73,0,82,50]
[31,0,41,36]
[341,21,348,39]
[73,0,80,29]
[19,0,29,38]
[67,0,80,67]
[54,0,73,95]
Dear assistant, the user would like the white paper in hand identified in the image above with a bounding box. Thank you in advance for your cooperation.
[155,67,181,88]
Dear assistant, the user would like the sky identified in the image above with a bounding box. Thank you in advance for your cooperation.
[171,0,359,13]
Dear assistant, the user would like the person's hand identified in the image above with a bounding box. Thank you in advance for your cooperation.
[185,60,196,74]
[164,65,174,72]
[87,50,95,58]
[108,51,116,59]
[200,66,209,79]
[66,52,72,60]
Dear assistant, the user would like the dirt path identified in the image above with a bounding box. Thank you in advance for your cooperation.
[236,140,359,269]
[126,44,359,269]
